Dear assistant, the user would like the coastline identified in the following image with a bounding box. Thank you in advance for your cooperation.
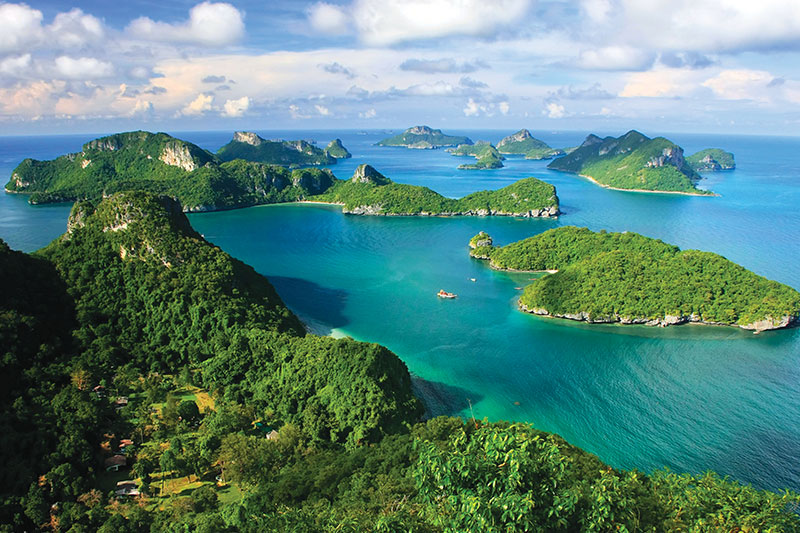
[577,174,717,197]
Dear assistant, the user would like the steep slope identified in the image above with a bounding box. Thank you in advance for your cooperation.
[687,148,736,171]
[217,131,336,166]
[496,129,565,159]
[5,131,338,211]
[547,130,709,193]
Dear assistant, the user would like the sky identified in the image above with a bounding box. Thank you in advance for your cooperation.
[1,0,800,135]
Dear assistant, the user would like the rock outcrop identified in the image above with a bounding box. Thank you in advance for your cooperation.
[233,131,263,146]
[160,142,200,172]
[350,164,390,185]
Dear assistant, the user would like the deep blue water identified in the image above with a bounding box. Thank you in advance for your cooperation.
[1,129,799,493]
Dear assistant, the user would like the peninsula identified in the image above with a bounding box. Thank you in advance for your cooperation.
[377,125,472,149]
[546,130,712,194]
[216,131,342,166]
[496,129,565,160]
[469,226,800,332]
[312,164,559,216]
[448,142,505,169]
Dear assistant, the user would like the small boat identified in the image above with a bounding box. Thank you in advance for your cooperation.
[437,289,457,299]
[469,278,476,282]
[514,287,523,290]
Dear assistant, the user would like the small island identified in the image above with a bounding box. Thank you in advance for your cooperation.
[448,142,505,169]
[377,125,472,149]
[687,148,736,171]
[325,138,352,159]
[469,226,800,332]
[217,131,339,166]
[496,129,565,160]
[312,164,559,217]
[546,130,713,194]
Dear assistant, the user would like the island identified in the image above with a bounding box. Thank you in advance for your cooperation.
[324,138,352,159]
[448,142,505,169]
[687,148,736,171]
[312,164,559,216]
[3,193,796,531]
[469,226,800,332]
[496,129,565,160]
[376,125,472,149]
[216,131,338,166]
[546,130,713,194]
[4,130,339,211]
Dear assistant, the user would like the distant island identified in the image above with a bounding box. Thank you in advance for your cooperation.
[496,129,565,160]
[469,226,800,332]
[325,138,352,159]
[687,148,736,171]
[312,164,559,217]
[4,131,343,211]
[448,142,505,169]
[217,131,350,166]
[546,130,714,194]
[377,125,472,149]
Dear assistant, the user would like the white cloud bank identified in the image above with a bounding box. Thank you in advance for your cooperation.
[127,2,245,47]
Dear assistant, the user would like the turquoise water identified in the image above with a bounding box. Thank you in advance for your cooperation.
[2,130,799,493]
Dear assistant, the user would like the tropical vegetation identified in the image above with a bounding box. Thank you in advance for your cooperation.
[470,226,800,329]
[687,148,736,171]
[376,125,472,148]
[496,129,565,159]
[448,142,505,169]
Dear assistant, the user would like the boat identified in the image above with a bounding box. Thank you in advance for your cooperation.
[514,287,523,290]
[437,289,457,299]
[469,278,476,282]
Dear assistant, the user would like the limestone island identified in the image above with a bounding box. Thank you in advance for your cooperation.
[5,131,340,211]
[447,142,505,169]
[547,130,714,194]
[686,148,735,172]
[324,138,352,159]
[311,164,559,217]
[469,226,800,332]
[496,129,565,160]
[377,125,472,149]
[217,131,351,166]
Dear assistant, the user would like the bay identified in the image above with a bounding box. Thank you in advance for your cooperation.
[1,129,799,492]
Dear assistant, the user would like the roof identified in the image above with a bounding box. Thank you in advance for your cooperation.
[104,455,127,467]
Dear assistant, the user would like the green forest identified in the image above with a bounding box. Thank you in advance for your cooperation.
[376,126,472,148]
[470,226,800,330]
[216,132,338,166]
[547,130,713,194]
[496,129,565,160]
[448,142,505,169]
[314,165,559,216]
[2,192,798,531]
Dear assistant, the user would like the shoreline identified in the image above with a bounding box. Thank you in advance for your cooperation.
[577,174,717,197]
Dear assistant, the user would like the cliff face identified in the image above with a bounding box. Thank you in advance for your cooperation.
[350,164,390,185]
[160,142,201,172]
[645,146,686,169]
[233,131,263,146]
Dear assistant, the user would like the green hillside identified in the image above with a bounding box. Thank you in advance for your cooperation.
[496,129,565,159]
[547,130,710,193]
[377,125,472,148]
[216,131,335,166]
[470,226,800,331]
[687,148,736,171]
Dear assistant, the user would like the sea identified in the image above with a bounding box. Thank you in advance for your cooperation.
[1,129,799,493]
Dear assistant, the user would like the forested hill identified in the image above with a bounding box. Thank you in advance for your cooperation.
[470,226,800,331]
[377,125,472,148]
[2,196,799,530]
[216,131,337,166]
[546,130,711,194]
[5,131,337,211]
[313,164,560,216]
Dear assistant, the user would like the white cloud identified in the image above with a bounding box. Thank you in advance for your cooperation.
[620,68,703,98]
[182,93,214,115]
[47,8,105,49]
[544,102,566,118]
[575,46,655,71]
[314,104,331,116]
[702,69,774,100]
[289,104,310,119]
[499,101,510,115]
[0,54,32,77]
[310,0,532,46]
[307,2,350,35]
[359,107,376,118]
[54,56,114,80]
[0,3,43,53]
[127,2,245,47]
[128,99,154,117]
[222,96,250,117]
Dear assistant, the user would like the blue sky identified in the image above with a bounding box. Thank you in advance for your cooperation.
[2,0,800,135]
